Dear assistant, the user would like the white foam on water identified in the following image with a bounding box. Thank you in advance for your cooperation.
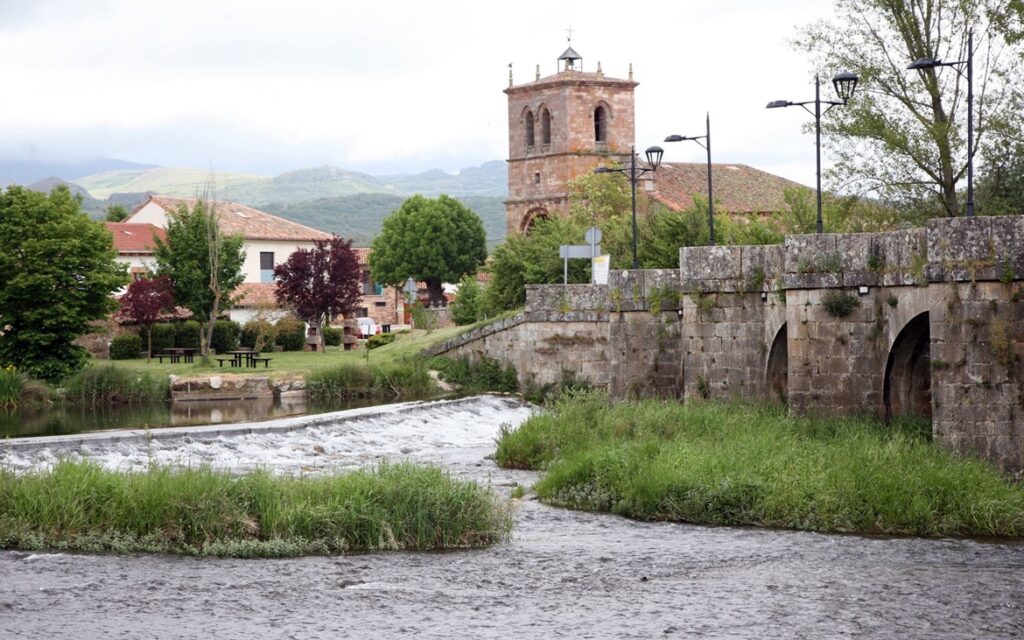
[0,395,536,476]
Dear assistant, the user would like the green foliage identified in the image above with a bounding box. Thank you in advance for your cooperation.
[822,290,862,318]
[370,195,487,302]
[0,460,511,556]
[174,320,201,349]
[366,332,397,349]
[109,334,143,360]
[307,361,434,400]
[978,140,1024,216]
[450,275,483,325]
[430,356,518,393]
[240,318,278,351]
[323,326,343,347]
[795,0,1024,217]
[104,204,129,222]
[62,365,169,406]
[409,303,439,334]
[0,186,129,382]
[153,199,246,354]
[210,320,241,353]
[0,365,25,409]
[150,323,176,353]
[494,393,1024,536]
[275,315,307,351]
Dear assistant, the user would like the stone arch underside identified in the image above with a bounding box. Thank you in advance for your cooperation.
[521,207,549,233]
[766,322,788,404]
[884,312,931,421]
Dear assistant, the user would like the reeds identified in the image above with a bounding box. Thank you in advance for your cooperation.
[495,391,1024,537]
[0,365,25,408]
[62,364,169,406]
[0,460,511,556]
[307,361,434,401]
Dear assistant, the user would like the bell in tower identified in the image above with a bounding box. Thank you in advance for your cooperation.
[558,45,582,71]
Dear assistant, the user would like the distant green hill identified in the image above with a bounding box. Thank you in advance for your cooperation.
[262,193,507,247]
[222,165,386,203]
[378,161,506,197]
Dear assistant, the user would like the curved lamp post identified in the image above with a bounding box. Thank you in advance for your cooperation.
[595,145,663,270]
[665,112,715,245]
[907,29,974,216]
[767,71,859,233]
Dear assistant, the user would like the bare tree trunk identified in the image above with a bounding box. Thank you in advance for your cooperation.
[146,325,153,363]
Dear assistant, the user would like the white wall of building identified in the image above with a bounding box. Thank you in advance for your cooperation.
[240,239,318,283]
[127,202,170,227]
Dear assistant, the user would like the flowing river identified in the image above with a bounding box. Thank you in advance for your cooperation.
[1,395,1022,639]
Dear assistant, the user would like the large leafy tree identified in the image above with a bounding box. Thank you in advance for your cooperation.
[117,275,175,361]
[0,186,128,381]
[153,200,245,361]
[796,0,1024,216]
[369,195,486,305]
[273,236,362,352]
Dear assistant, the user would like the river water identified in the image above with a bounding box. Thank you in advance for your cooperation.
[2,395,1022,639]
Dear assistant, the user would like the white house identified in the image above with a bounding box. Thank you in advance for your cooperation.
[104,222,166,293]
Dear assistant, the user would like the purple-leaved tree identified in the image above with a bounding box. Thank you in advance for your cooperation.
[117,275,175,361]
[273,236,362,352]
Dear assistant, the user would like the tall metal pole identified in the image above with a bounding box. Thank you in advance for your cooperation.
[814,75,823,234]
[705,113,715,246]
[630,146,639,270]
[966,28,974,217]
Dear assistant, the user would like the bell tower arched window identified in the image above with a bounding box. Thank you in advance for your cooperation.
[594,105,608,143]
[525,111,535,148]
[541,108,551,145]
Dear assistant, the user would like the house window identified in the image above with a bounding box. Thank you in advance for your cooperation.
[534,172,541,184]
[130,266,147,281]
[374,301,387,307]
[525,111,535,148]
[260,252,274,283]
[357,307,369,318]
[541,108,551,144]
[594,105,608,143]
[362,270,383,295]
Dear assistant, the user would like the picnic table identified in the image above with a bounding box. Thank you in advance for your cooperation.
[156,348,197,364]
[216,350,273,368]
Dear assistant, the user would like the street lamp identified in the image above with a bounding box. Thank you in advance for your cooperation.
[907,29,974,216]
[595,145,663,270]
[767,71,859,233]
[665,112,715,245]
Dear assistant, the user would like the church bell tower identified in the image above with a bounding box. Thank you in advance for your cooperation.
[504,43,638,235]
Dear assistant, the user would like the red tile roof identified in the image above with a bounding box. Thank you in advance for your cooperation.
[233,283,278,308]
[352,247,371,264]
[137,196,332,242]
[651,163,808,215]
[105,223,166,254]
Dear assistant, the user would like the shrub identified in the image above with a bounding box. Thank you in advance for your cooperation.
[150,323,176,353]
[210,320,241,353]
[822,290,861,318]
[431,356,517,393]
[109,334,143,360]
[174,320,201,349]
[367,332,397,350]
[275,315,307,351]
[63,365,169,405]
[308,361,434,401]
[323,326,343,347]
[241,318,278,351]
[451,275,482,325]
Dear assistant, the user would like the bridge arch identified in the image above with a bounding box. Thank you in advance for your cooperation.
[765,322,788,404]
[883,312,931,421]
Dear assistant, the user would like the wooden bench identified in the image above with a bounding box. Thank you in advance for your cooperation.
[250,357,273,368]
[156,353,181,364]
[215,357,238,367]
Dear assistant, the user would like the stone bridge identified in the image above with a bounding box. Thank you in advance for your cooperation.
[427,216,1024,472]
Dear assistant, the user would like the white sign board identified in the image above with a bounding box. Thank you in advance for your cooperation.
[592,254,610,285]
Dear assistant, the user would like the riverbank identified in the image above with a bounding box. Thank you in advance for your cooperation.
[0,459,511,557]
[495,392,1024,538]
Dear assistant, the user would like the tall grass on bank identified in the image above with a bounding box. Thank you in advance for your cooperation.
[428,356,518,393]
[0,460,511,557]
[495,392,1024,537]
[0,365,25,408]
[63,365,170,406]
[307,361,434,402]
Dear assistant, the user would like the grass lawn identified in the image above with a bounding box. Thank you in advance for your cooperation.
[106,326,467,379]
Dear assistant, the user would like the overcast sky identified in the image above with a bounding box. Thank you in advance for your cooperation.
[0,0,841,185]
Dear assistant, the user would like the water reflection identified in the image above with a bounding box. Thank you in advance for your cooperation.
[0,395,403,438]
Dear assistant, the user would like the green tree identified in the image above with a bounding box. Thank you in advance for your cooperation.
[153,200,245,362]
[450,274,483,325]
[104,204,129,222]
[0,186,128,381]
[369,195,486,305]
[977,139,1024,215]
[796,0,1024,216]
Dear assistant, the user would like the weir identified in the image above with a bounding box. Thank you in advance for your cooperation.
[428,215,1024,472]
